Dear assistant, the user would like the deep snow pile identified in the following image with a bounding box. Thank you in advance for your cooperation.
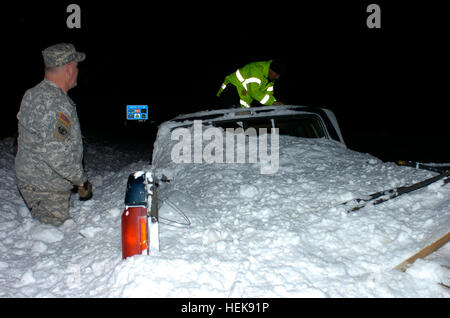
[0,126,449,297]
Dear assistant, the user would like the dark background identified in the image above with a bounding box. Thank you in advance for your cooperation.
[2,1,449,163]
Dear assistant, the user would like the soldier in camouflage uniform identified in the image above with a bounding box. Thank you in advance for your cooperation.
[15,43,92,226]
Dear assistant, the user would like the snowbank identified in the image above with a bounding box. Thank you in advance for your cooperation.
[0,128,448,297]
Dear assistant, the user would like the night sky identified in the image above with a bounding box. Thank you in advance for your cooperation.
[3,1,449,163]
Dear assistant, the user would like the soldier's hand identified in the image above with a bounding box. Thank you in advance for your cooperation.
[78,180,93,201]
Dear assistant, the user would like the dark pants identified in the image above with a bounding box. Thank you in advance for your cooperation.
[217,85,241,108]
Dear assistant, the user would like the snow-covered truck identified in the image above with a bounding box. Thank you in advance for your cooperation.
[122,105,347,257]
[121,105,449,291]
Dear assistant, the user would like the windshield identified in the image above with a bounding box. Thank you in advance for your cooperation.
[211,115,326,138]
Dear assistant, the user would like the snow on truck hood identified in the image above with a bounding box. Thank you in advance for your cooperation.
[0,110,449,297]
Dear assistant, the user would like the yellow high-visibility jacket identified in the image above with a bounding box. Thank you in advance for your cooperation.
[217,60,276,108]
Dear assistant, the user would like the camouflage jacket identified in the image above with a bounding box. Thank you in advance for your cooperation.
[15,79,87,192]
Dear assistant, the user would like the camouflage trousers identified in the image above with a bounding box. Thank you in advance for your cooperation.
[17,180,71,226]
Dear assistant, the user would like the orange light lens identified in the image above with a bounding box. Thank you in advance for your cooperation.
[140,216,148,251]
[121,207,148,259]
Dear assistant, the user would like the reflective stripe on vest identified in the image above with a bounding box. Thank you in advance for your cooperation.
[236,69,261,91]
[260,94,270,105]
[236,69,245,82]
[243,78,261,90]
[240,99,250,108]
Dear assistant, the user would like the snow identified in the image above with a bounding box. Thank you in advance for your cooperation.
[0,121,449,298]
[30,224,64,243]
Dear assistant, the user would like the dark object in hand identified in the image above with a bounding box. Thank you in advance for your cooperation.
[78,180,93,201]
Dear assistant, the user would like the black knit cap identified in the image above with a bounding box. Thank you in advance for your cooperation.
[269,59,285,76]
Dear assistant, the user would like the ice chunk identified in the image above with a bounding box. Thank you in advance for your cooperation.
[239,185,259,199]
[20,269,36,285]
[108,207,122,218]
[79,226,103,238]
[31,225,64,243]
[31,241,48,253]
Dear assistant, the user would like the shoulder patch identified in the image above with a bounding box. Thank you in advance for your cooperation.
[53,120,70,142]
[58,112,71,127]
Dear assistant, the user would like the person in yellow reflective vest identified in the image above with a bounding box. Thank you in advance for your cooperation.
[217,60,285,108]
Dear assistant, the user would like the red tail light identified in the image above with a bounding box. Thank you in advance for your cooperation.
[121,207,149,259]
